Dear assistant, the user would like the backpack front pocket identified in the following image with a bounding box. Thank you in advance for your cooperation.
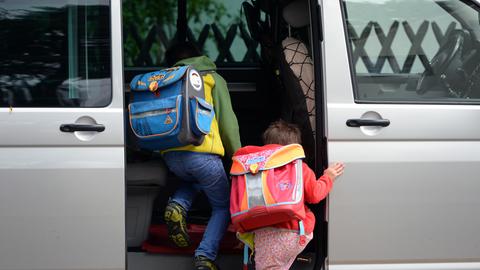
[189,96,214,136]
[129,95,182,138]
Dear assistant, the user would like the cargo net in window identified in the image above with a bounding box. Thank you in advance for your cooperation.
[282,37,315,134]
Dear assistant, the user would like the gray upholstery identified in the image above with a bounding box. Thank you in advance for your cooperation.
[126,159,168,186]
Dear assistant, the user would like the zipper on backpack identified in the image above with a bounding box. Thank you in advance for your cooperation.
[131,108,176,119]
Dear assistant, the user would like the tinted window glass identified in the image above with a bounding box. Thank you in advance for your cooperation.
[343,0,480,103]
[0,0,111,107]
[123,0,260,68]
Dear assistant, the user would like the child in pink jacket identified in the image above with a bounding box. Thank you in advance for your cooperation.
[253,120,344,270]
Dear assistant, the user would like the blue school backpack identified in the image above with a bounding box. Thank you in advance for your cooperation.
[128,66,215,151]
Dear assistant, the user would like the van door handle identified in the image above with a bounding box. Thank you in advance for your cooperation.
[60,123,105,132]
[346,118,390,127]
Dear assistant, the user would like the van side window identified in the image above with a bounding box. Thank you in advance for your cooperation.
[123,0,260,68]
[342,0,480,103]
[0,0,111,107]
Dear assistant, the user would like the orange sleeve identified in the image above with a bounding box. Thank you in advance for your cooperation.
[303,162,333,204]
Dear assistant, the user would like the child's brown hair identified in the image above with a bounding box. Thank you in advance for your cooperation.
[262,120,301,145]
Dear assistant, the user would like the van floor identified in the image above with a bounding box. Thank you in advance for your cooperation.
[127,252,316,270]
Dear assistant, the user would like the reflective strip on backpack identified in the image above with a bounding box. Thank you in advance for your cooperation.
[245,173,266,208]
[293,160,303,202]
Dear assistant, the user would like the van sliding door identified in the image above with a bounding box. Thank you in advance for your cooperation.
[0,1,125,269]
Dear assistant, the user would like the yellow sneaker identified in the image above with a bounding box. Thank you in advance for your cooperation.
[194,256,219,270]
[164,201,191,248]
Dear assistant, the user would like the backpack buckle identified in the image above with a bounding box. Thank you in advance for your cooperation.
[249,163,259,174]
[148,81,159,92]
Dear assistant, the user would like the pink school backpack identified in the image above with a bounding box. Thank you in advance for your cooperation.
[229,143,307,233]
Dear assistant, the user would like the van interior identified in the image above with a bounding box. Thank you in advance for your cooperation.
[123,0,325,269]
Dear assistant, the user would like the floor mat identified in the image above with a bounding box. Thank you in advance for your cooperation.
[142,224,243,254]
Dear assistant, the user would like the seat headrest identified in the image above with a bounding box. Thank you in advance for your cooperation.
[282,0,309,28]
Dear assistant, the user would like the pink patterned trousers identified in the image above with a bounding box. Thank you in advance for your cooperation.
[254,228,313,270]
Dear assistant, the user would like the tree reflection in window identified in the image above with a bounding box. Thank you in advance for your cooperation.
[0,1,111,107]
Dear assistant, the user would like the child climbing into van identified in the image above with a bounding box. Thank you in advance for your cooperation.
[161,42,241,270]
[231,120,344,270]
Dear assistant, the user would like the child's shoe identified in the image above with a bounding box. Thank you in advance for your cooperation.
[164,201,191,247]
[194,256,219,270]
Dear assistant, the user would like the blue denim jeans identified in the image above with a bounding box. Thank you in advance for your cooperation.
[162,151,230,260]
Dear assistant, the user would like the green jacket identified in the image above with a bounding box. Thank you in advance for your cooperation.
[175,56,242,158]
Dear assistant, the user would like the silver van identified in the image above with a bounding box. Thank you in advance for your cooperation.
[1,0,479,270]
